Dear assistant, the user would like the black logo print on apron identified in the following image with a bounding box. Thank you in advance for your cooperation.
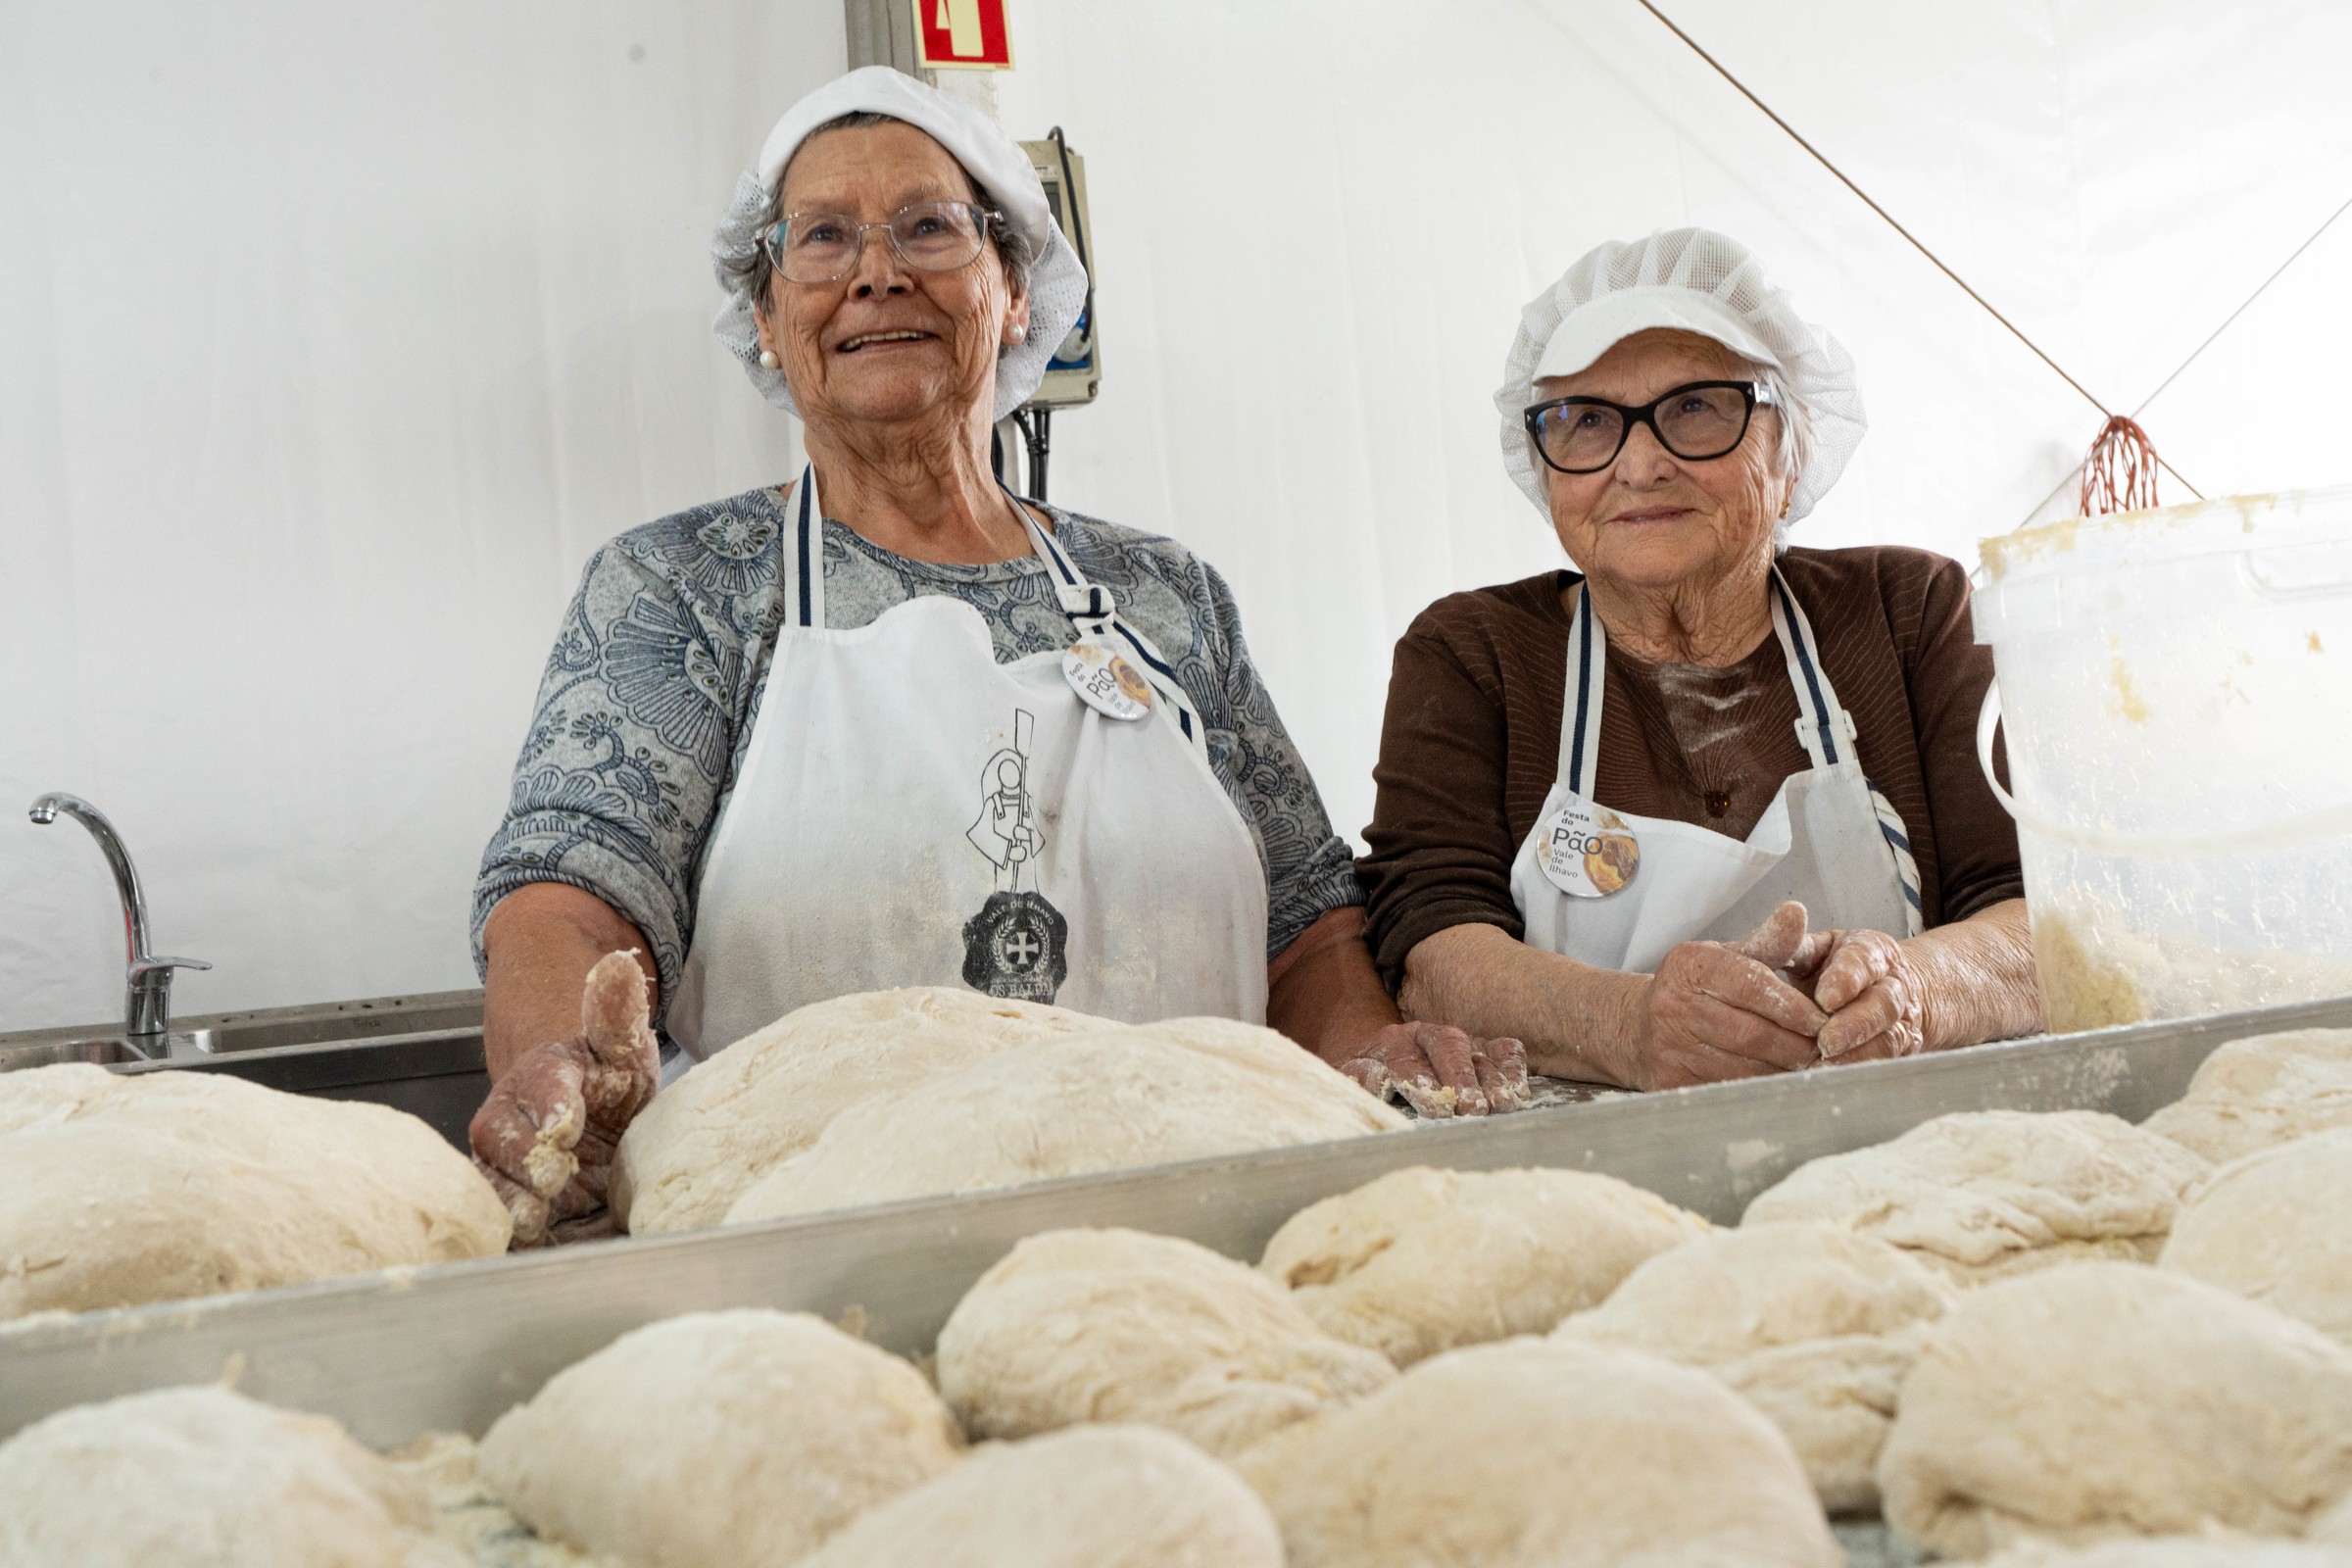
[960,707,1069,1002]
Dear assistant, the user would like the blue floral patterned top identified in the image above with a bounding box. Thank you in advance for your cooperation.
[471,483,1362,1014]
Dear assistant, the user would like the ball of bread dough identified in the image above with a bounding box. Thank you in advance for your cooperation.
[2314,1490,2352,1547]
[2160,1130,2352,1345]
[1878,1262,2352,1557]
[795,1424,1283,1568]
[385,1432,600,1568]
[1975,1540,2352,1567]
[935,1228,1396,1459]
[614,988,1105,1233]
[1233,1339,1840,1568]
[2143,1028,2352,1165]
[1555,1222,1955,1511]
[1741,1109,2210,1284]
[725,1018,1403,1224]
[0,1063,510,1321]
[1256,1164,1708,1367]
[478,1310,961,1568]
[0,1385,464,1568]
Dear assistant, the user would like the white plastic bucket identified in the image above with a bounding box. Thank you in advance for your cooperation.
[1974,485,2352,1032]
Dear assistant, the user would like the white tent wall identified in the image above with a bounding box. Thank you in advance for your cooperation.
[990,0,2352,861]
[3,2,2346,1030]
[0,2,843,1029]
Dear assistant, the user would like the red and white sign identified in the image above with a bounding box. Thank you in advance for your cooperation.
[913,0,1013,71]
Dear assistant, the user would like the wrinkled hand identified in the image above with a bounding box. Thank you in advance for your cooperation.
[470,952,660,1248]
[1793,926,1928,1062]
[1337,1022,1531,1118]
[1624,902,1833,1090]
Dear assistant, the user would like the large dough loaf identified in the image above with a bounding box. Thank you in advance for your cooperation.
[1741,1109,2210,1284]
[0,1385,463,1568]
[613,987,1102,1233]
[725,1017,1403,1224]
[1879,1262,2352,1556]
[0,1063,509,1319]
[1257,1164,1708,1366]
[796,1425,1284,1568]
[478,1310,961,1568]
[2160,1129,2352,1345]
[1976,1541,2352,1567]
[1234,1339,1840,1568]
[2143,1028,2352,1165]
[1555,1221,1954,1511]
[935,1227,1396,1458]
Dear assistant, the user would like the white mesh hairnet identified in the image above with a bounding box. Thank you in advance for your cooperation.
[711,66,1088,420]
[1494,227,1866,524]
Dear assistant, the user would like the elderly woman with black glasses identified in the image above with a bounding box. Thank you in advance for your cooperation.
[466,70,1526,1243]
[1360,229,2042,1093]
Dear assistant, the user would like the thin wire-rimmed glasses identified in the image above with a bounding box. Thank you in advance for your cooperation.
[763,201,1003,284]
[1523,381,1778,474]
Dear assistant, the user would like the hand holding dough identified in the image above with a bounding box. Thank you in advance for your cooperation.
[470,952,659,1246]
[1333,1022,1531,1118]
[1627,902,1835,1089]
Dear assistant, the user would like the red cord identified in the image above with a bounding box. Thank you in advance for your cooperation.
[2080,416,2163,515]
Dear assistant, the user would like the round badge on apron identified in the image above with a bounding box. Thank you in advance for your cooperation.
[1536,799,1641,897]
[1061,639,1152,721]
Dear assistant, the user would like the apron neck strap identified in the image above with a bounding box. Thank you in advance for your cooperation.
[1765,568,1856,770]
[1017,499,1119,624]
[783,466,829,629]
[1558,566,1858,794]
[1015,489,1209,758]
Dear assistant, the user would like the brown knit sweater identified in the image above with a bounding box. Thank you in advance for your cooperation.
[1359,545,2023,988]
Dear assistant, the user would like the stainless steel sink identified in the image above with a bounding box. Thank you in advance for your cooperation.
[194,993,484,1053]
[0,989,493,1151]
[0,989,484,1067]
[0,1035,157,1071]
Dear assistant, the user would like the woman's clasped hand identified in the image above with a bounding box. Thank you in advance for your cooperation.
[1622,902,1927,1091]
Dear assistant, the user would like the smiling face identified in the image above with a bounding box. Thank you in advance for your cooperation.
[1535,328,1792,596]
[755,120,1030,433]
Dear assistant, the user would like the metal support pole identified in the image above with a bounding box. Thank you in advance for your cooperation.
[844,0,918,74]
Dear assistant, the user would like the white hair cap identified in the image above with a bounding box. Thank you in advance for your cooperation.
[1494,227,1866,523]
[710,66,1089,420]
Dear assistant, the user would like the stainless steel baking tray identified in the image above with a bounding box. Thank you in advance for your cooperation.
[7,994,2349,1450]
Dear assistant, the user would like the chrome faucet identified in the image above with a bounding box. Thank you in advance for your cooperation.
[28,793,210,1044]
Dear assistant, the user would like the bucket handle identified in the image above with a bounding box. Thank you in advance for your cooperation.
[1977,679,2352,858]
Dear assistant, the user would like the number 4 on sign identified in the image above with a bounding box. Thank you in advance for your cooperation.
[914,0,1013,69]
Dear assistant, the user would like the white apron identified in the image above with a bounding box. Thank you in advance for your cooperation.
[1509,570,1925,974]
[667,469,1270,1061]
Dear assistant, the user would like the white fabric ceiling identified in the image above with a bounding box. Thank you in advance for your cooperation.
[3,0,2345,1029]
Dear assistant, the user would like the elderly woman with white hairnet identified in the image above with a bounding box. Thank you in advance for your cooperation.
[464,70,1527,1240]
[1360,229,2040,1091]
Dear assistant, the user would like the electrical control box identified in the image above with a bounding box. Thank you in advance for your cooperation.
[1020,135,1100,408]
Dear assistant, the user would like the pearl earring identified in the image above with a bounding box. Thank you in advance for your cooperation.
[759,349,779,369]
[1009,324,1027,343]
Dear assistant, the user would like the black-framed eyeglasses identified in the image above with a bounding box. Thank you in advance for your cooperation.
[1522,380,1778,474]
[763,200,1004,284]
